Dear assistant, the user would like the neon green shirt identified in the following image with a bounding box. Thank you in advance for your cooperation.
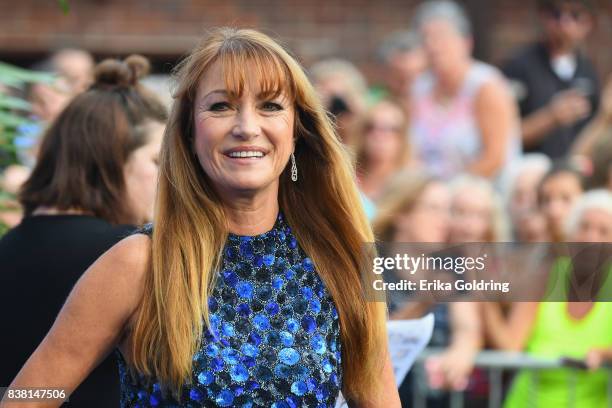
[504,257,612,408]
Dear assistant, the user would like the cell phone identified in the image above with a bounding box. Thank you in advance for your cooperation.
[571,78,594,99]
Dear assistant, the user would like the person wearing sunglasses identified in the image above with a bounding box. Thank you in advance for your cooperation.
[502,0,599,159]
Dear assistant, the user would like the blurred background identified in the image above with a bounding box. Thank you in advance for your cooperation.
[1,0,611,82]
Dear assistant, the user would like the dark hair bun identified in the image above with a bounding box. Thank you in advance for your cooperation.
[94,54,150,88]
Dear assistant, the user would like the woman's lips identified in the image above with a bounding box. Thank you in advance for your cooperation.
[223,146,269,161]
[227,151,265,158]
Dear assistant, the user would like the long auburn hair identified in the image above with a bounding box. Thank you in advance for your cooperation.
[129,27,387,403]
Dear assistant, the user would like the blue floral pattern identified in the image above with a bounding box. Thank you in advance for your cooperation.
[117,213,342,407]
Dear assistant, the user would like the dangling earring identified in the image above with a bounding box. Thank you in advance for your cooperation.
[291,153,298,182]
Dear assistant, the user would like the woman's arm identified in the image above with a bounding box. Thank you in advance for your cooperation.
[481,302,538,351]
[571,77,612,157]
[426,302,482,391]
[364,351,401,407]
[469,80,518,178]
[1,235,150,408]
[389,300,434,320]
[346,350,401,408]
[586,347,612,370]
[570,113,611,157]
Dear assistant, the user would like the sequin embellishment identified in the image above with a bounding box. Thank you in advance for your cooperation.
[117,214,342,407]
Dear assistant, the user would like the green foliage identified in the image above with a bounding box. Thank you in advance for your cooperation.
[0,62,54,168]
[0,221,8,236]
[0,62,53,236]
[0,62,56,86]
[0,190,16,235]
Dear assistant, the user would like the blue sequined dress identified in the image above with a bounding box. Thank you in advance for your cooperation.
[117,213,342,407]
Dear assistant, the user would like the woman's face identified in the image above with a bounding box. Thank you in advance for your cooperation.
[515,211,549,243]
[572,208,612,242]
[193,61,295,199]
[124,121,165,224]
[394,182,451,243]
[420,18,471,77]
[510,168,547,220]
[449,186,492,242]
[30,79,72,122]
[363,103,404,166]
[540,172,583,238]
[386,49,427,96]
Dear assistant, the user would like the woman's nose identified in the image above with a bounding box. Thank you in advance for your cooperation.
[232,107,261,140]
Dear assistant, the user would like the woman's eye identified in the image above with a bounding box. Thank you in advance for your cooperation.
[209,102,231,112]
[261,101,283,111]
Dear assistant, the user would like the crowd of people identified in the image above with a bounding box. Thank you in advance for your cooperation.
[1,0,611,407]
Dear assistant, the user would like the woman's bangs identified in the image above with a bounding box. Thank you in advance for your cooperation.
[219,45,295,101]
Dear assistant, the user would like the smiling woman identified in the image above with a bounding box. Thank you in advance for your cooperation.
[192,59,295,198]
[4,28,400,408]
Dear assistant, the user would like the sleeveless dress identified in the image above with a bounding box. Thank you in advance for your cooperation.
[410,61,521,186]
[116,213,343,407]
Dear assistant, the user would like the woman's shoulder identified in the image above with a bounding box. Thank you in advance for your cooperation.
[95,232,151,285]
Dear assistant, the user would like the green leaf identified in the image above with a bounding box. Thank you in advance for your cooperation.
[0,62,56,86]
[0,95,31,110]
[0,111,32,127]
[0,76,23,88]
[0,144,18,154]
[0,190,16,201]
[0,61,50,168]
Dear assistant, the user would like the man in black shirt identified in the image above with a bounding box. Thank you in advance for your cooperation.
[502,0,599,158]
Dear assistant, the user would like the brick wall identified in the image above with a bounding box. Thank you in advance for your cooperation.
[1,0,611,84]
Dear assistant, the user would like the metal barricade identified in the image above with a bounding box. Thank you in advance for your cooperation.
[412,348,612,408]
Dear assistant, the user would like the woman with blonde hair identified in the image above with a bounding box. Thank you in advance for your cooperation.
[373,170,449,244]
[309,58,369,146]
[373,171,482,406]
[354,100,412,202]
[5,28,399,407]
[448,175,510,243]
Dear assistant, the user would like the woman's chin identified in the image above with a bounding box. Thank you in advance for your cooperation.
[221,178,277,195]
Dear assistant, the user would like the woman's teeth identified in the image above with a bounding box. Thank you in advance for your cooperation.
[228,151,264,158]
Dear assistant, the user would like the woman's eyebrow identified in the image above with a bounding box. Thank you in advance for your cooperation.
[257,91,288,101]
[202,89,228,101]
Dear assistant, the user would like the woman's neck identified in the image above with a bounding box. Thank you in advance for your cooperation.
[435,61,471,99]
[219,185,280,236]
[365,161,397,182]
[360,162,398,200]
